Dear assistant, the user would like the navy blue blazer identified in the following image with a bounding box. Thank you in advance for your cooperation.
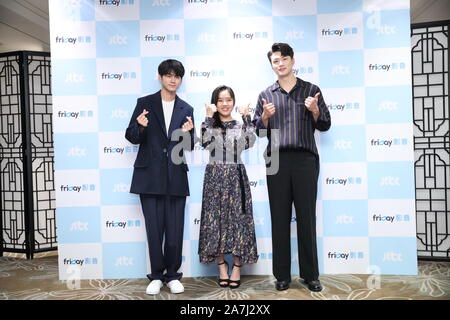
[125,91,195,196]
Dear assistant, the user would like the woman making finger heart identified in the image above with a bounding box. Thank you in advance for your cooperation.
[198,85,259,289]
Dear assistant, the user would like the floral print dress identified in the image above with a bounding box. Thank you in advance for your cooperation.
[198,114,259,264]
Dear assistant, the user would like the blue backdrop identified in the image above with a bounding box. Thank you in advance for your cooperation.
[49,0,417,280]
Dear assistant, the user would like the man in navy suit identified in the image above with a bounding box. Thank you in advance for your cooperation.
[125,59,195,295]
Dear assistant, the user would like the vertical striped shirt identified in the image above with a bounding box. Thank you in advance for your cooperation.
[253,77,331,157]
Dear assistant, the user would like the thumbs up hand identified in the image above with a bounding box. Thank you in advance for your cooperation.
[305,92,321,117]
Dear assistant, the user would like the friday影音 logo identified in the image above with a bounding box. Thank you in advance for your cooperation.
[100,71,136,80]
[103,145,138,154]
[59,184,96,192]
[55,35,91,45]
[294,66,314,76]
[232,31,268,40]
[328,251,364,260]
[63,257,98,266]
[189,69,224,78]
[327,102,360,112]
[372,214,411,223]
[58,110,94,119]
[321,27,357,37]
[144,33,180,42]
[325,176,362,186]
[105,220,142,228]
[187,0,223,4]
[370,137,408,148]
[98,0,135,6]
[368,61,406,72]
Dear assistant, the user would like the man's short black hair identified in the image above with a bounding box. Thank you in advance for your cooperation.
[158,59,185,78]
[267,43,294,62]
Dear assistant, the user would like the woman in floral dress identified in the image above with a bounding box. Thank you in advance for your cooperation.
[198,85,259,289]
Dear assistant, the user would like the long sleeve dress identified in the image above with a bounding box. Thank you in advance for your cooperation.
[198,114,259,264]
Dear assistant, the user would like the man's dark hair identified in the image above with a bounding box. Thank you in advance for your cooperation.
[210,85,235,130]
[267,43,294,62]
[158,59,185,78]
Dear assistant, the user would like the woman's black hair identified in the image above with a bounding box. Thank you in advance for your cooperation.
[158,59,185,78]
[210,85,235,130]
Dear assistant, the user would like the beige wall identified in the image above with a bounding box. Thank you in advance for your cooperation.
[412,0,450,23]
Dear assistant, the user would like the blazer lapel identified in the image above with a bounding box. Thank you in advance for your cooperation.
[168,96,185,139]
[150,91,168,138]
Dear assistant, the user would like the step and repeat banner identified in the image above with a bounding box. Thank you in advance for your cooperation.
[49,0,417,280]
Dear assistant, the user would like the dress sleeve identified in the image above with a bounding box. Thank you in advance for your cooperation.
[239,114,257,150]
[201,117,219,150]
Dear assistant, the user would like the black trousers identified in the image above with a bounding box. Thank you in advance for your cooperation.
[139,194,186,282]
[267,150,319,282]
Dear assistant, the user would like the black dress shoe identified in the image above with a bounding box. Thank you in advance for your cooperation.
[304,279,322,292]
[275,280,290,291]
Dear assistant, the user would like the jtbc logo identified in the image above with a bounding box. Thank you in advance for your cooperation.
[113,183,131,192]
[111,109,129,119]
[197,32,216,42]
[380,176,400,186]
[376,24,397,35]
[115,256,134,266]
[335,214,354,224]
[285,30,304,40]
[152,0,171,6]
[109,35,127,45]
[67,146,86,157]
[382,251,403,262]
[65,73,84,82]
[331,65,350,75]
[70,221,89,231]
[334,139,352,150]
[378,101,398,111]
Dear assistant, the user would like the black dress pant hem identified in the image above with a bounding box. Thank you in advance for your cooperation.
[267,150,320,282]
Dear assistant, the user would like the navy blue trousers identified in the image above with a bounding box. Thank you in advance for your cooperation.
[139,194,186,282]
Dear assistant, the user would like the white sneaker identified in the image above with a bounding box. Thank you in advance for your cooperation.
[146,280,163,295]
[167,280,184,294]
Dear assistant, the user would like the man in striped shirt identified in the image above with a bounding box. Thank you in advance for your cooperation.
[253,43,331,292]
